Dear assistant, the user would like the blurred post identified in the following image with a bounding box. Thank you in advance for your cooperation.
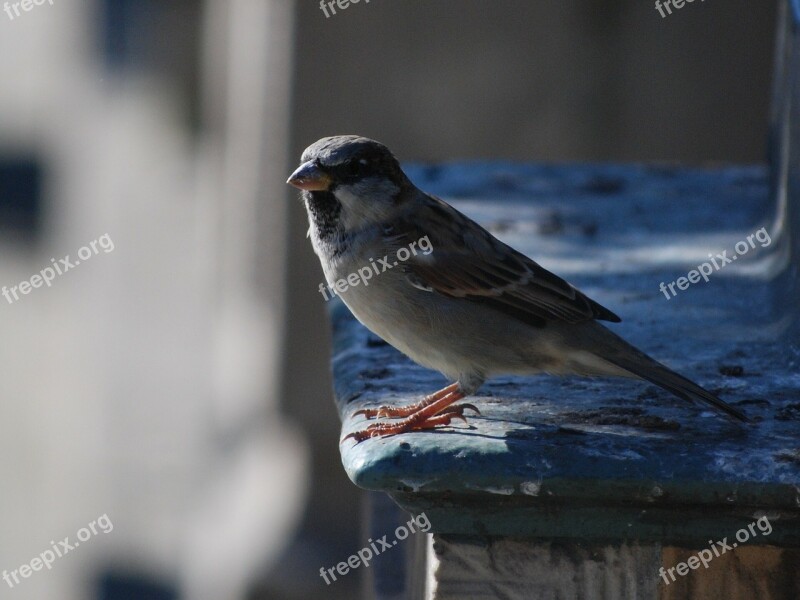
[179,1,308,599]
[769,0,800,339]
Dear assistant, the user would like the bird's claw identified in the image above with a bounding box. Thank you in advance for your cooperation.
[342,421,397,443]
[441,403,481,417]
[353,405,400,419]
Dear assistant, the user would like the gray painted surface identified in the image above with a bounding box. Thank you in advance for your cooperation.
[331,162,799,545]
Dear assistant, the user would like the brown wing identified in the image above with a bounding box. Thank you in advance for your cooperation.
[393,195,621,328]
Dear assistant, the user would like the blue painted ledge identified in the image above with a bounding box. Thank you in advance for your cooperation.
[330,162,800,547]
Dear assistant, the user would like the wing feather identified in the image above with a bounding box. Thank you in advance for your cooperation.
[394,195,621,326]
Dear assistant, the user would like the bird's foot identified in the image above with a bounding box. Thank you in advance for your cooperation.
[353,382,460,419]
[344,386,477,444]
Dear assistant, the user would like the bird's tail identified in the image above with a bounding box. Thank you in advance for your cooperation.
[583,324,748,423]
[606,359,747,423]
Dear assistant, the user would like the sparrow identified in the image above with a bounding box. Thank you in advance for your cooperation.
[287,135,748,442]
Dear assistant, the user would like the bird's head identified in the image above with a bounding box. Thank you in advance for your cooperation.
[287,135,413,232]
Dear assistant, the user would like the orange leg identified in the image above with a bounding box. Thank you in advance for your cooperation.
[354,382,460,419]
[343,386,480,443]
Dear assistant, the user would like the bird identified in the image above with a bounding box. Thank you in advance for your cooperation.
[287,135,748,442]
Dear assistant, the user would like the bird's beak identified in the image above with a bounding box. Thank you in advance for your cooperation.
[286,161,332,192]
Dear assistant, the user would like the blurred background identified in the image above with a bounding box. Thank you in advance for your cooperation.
[0,1,777,598]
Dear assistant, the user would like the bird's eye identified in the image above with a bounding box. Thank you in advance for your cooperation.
[343,158,371,179]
